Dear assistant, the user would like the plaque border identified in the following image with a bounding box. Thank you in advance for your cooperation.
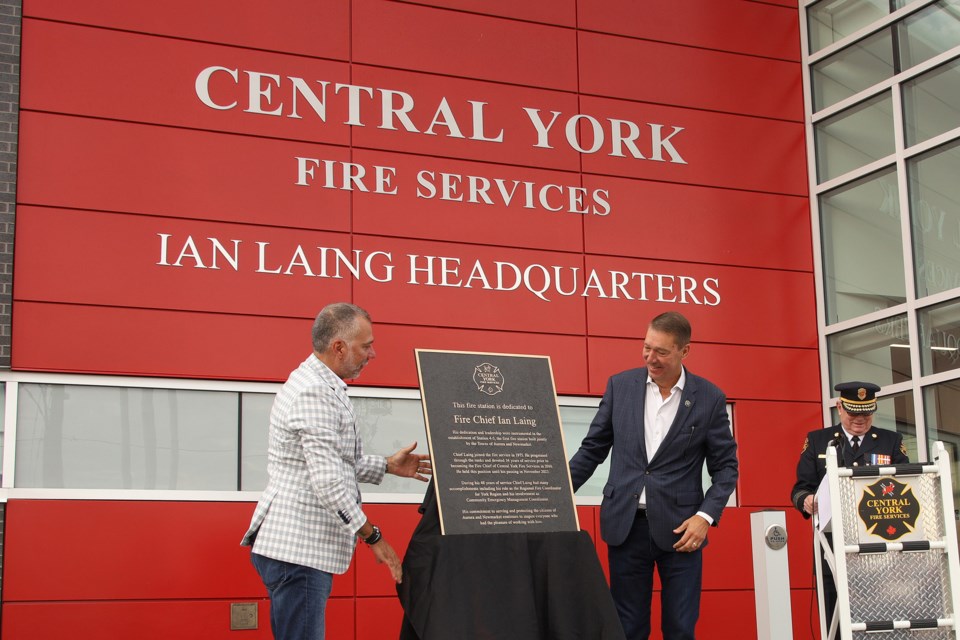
[415,348,580,535]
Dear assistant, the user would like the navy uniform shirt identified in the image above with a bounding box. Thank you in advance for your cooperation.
[791,425,909,517]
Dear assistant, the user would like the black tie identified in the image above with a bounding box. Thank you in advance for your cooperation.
[851,435,860,457]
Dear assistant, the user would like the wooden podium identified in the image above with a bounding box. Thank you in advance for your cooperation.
[814,441,960,639]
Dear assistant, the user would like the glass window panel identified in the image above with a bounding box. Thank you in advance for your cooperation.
[812,30,895,111]
[14,385,239,490]
[909,140,960,298]
[816,93,896,183]
[561,405,610,498]
[820,169,906,324]
[903,57,960,147]
[880,391,919,460]
[241,394,431,496]
[918,299,960,374]
[897,0,960,70]
[240,392,274,491]
[808,0,909,53]
[923,379,960,522]
[884,391,919,460]
[355,396,430,495]
[827,315,913,387]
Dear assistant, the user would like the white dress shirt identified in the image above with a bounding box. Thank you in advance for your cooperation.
[639,369,685,508]
[639,368,714,525]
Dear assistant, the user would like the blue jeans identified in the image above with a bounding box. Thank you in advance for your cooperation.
[608,514,703,640]
[251,553,333,640]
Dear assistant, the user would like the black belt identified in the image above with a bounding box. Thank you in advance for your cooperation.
[636,509,647,519]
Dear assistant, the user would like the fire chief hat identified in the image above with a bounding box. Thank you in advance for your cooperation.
[835,381,880,414]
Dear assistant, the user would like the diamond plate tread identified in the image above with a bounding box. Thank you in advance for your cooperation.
[836,472,956,639]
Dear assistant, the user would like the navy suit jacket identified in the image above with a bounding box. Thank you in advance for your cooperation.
[569,367,739,550]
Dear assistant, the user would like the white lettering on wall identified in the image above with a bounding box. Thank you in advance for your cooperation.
[156,234,242,270]
[295,157,398,194]
[157,234,721,306]
[522,107,686,163]
[195,66,685,161]
[290,156,609,215]
[414,169,609,215]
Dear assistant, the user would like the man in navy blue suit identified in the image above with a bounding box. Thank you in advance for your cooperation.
[569,311,739,640]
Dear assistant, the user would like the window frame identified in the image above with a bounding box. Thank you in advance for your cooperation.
[0,371,737,508]
[802,0,960,467]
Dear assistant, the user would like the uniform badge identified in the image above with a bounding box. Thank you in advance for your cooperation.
[801,437,808,453]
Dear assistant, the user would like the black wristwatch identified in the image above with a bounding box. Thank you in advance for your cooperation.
[362,525,382,546]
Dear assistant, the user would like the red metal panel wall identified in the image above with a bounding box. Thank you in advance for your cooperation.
[577,94,807,193]
[582,256,817,346]
[22,0,352,59]
[15,2,814,388]
[352,148,588,252]
[1,500,819,640]
[18,113,354,229]
[356,598,405,640]
[578,31,803,120]
[1,500,384,638]
[10,1,817,638]
[352,0,579,90]
[2,500,269,601]
[14,206,356,317]
[579,0,801,60]
[583,177,812,271]
[391,0,577,27]
[11,302,594,387]
[736,400,825,508]
[587,338,821,398]
[21,20,354,143]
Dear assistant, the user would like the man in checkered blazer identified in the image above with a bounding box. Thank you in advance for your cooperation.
[242,302,431,640]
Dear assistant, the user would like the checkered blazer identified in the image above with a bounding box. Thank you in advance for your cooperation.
[241,354,387,574]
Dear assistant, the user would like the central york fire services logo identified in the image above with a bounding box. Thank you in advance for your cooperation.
[857,477,920,541]
[473,362,504,396]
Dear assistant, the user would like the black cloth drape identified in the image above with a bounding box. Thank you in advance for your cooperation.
[397,483,626,640]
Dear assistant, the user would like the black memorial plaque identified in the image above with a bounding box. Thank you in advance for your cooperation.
[416,349,579,535]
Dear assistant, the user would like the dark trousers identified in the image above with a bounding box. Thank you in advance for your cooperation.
[608,511,702,640]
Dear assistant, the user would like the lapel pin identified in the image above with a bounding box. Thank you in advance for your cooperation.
[684,400,691,407]
[872,433,877,438]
